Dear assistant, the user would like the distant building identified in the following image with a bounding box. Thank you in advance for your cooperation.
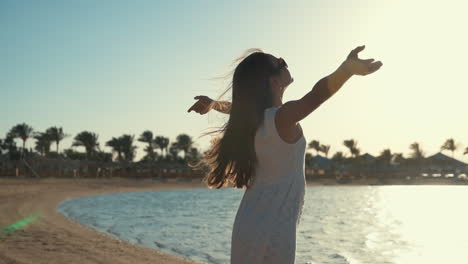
[360,153,377,163]
[425,152,467,167]
[305,155,334,176]
[424,152,467,176]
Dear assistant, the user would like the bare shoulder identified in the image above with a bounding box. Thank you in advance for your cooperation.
[276,98,311,129]
[275,101,306,144]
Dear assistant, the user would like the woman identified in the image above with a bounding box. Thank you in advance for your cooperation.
[188,45,382,263]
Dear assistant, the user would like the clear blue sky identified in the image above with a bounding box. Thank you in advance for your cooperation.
[2,0,467,162]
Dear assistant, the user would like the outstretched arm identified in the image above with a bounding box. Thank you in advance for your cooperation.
[211,100,231,114]
[277,45,383,127]
[305,63,353,111]
[188,96,231,115]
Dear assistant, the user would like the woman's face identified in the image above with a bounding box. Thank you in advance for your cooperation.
[269,55,294,92]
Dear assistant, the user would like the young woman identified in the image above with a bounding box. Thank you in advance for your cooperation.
[188,45,382,263]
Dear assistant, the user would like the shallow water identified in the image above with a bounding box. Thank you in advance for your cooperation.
[57,186,468,264]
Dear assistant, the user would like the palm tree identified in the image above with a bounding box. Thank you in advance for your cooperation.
[319,144,330,158]
[33,132,53,156]
[186,147,201,163]
[378,149,392,163]
[9,123,34,159]
[409,142,425,160]
[120,134,137,162]
[352,148,360,158]
[331,151,345,163]
[0,138,9,156]
[391,153,405,166]
[154,136,169,158]
[72,131,100,160]
[169,142,181,161]
[46,126,69,154]
[93,150,113,163]
[440,138,458,158]
[106,137,123,162]
[138,130,157,162]
[377,148,393,170]
[2,132,19,158]
[308,140,321,156]
[343,139,360,158]
[175,134,193,160]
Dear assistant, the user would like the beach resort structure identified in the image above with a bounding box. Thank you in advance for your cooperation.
[0,152,467,184]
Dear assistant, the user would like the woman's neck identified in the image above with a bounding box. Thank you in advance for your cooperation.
[272,96,283,107]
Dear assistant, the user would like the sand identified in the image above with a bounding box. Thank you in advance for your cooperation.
[0,177,208,264]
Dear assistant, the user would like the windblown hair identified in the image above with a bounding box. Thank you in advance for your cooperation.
[189,49,280,189]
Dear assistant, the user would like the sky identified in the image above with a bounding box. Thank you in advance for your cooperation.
[2,0,468,162]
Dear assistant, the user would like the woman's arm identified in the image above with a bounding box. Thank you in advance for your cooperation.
[307,65,353,110]
[277,45,382,127]
[276,66,352,127]
[211,100,231,114]
[188,96,231,115]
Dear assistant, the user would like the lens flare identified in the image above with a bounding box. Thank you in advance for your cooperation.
[1,213,42,237]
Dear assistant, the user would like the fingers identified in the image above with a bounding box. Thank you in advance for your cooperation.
[188,105,200,113]
[188,101,208,114]
[371,61,383,69]
[194,95,212,105]
[355,45,365,53]
[352,45,365,56]
[344,45,382,75]
[366,61,383,74]
[188,101,200,113]
[189,96,205,113]
[347,45,366,60]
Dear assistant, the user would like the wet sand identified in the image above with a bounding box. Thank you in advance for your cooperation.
[0,177,207,264]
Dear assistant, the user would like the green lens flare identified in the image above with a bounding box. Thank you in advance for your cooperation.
[1,213,42,236]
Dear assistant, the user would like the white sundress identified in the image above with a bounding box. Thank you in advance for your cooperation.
[230,105,307,264]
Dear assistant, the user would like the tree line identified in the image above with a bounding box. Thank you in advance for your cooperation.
[0,123,201,164]
[1,122,467,167]
[307,139,468,167]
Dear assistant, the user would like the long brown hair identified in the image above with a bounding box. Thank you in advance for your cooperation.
[189,49,280,189]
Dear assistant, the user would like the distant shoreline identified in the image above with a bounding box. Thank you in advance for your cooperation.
[305,177,468,185]
[2,175,468,185]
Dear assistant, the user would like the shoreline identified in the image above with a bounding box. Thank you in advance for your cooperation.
[0,177,207,264]
[2,177,467,264]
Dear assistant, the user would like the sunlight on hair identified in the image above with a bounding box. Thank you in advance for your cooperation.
[205,48,265,102]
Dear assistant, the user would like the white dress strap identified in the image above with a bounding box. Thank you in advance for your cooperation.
[265,106,282,144]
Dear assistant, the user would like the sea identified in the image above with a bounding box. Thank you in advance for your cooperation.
[57,185,468,264]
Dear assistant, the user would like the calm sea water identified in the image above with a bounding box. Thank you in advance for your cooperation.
[57,186,468,264]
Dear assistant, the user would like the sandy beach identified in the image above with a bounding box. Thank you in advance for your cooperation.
[0,175,404,264]
[0,177,207,264]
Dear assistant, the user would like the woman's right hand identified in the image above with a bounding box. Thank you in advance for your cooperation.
[187,95,214,115]
[340,45,383,76]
